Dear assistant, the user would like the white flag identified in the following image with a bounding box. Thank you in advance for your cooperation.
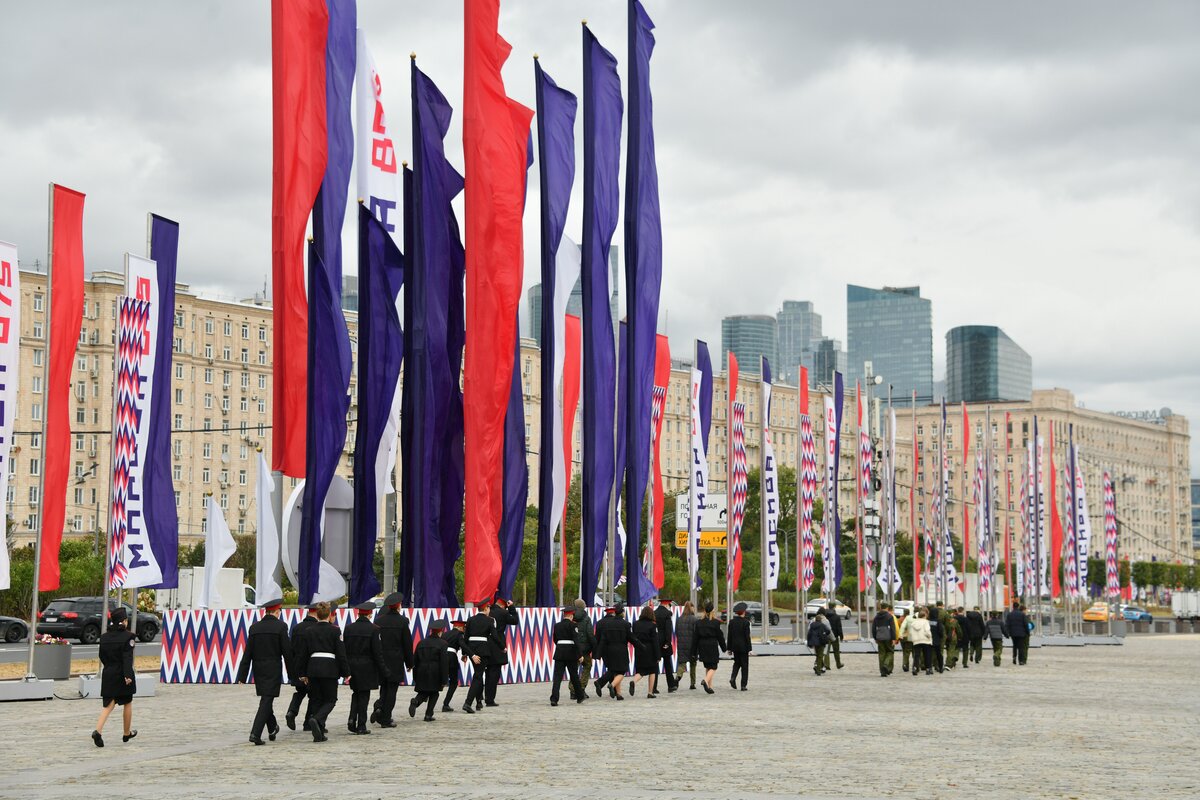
[200,496,237,608]
[761,359,780,591]
[0,241,19,591]
[1073,445,1093,595]
[687,366,709,590]
[547,239,581,560]
[356,29,403,244]
[255,453,282,604]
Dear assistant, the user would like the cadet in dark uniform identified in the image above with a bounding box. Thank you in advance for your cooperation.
[285,604,319,730]
[986,610,1007,667]
[928,604,945,673]
[952,607,969,669]
[966,606,986,665]
[91,607,138,747]
[693,601,727,693]
[441,617,467,712]
[236,598,294,744]
[486,596,519,706]
[570,599,597,700]
[872,602,897,678]
[295,602,350,742]
[629,606,661,698]
[410,619,451,721]
[727,602,753,690]
[372,593,413,728]
[653,599,677,693]
[594,603,640,699]
[461,598,495,714]
[823,608,845,671]
[343,601,388,735]
[1005,602,1031,665]
[549,606,585,706]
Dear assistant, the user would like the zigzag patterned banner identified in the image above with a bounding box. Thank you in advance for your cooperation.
[108,297,149,589]
[162,607,683,685]
[798,413,817,592]
[727,402,747,589]
[1103,471,1119,599]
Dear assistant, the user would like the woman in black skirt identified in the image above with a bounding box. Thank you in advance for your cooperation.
[692,602,727,694]
[92,607,137,747]
[628,606,661,698]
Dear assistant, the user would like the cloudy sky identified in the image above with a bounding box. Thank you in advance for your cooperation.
[3,1,1198,471]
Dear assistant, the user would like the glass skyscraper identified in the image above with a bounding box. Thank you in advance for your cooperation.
[776,300,822,385]
[846,285,933,405]
[721,314,777,375]
[811,337,846,389]
[945,325,1032,403]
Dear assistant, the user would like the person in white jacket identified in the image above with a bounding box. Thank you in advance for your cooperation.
[906,608,934,677]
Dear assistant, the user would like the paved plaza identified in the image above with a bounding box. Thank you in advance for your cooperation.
[3,635,1199,800]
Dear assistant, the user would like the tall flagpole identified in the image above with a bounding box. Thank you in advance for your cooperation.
[854,383,864,640]
[911,391,917,603]
[1004,410,1012,609]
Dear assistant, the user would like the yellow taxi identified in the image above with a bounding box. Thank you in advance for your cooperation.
[1082,602,1112,622]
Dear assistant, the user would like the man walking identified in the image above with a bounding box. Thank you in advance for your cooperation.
[986,610,1007,667]
[928,604,945,673]
[727,602,753,690]
[486,596,519,707]
[897,607,914,673]
[823,606,845,671]
[653,599,678,693]
[806,612,833,675]
[409,619,451,722]
[1005,602,1031,665]
[966,606,986,665]
[294,602,349,743]
[372,593,413,728]
[235,597,293,745]
[442,617,467,712]
[570,599,596,700]
[343,601,389,735]
[872,602,898,677]
[549,606,585,706]
[952,607,969,669]
[461,598,495,714]
[284,604,319,731]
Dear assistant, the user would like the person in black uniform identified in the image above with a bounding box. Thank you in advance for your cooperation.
[372,593,413,728]
[693,601,727,694]
[285,604,319,730]
[823,608,845,671]
[549,606,584,706]
[953,607,971,669]
[409,619,451,721]
[570,599,597,700]
[594,603,640,700]
[486,596,518,707]
[727,602,753,690]
[966,606,986,665]
[236,598,294,745]
[927,604,945,673]
[91,607,138,747]
[629,606,661,698]
[343,601,388,735]
[441,617,467,712]
[653,599,677,693]
[461,597,495,714]
[295,602,350,742]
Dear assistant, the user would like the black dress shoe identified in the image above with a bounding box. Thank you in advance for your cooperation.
[347,724,357,734]
[689,684,696,690]
[408,699,419,718]
[594,683,603,698]
[441,705,454,713]
[423,715,435,722]
[614,693,624,701]
[285,712,297,731]
[380,720,397,728]
[369,709,379,724]
[249,736,265,746]
[667,686,677,693]
[92,730,104,748]
[702,681,714,694]
[629,682,636,697]
[267,723,279,741]
[462,704,475,714]
[608,687,616,699]
[729,679,737,689]
[740,687,748,691]
[355,729,372,735]
[645,693,656,700]
[122,730,137,743]
[576,696,585,704]
[475,701,483,710]
[550,700,558,707]
[485,701,499,707]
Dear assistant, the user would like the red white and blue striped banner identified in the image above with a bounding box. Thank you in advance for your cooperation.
[797,372,816,592]
[161,607,682,685]
[727,401,747,590]
[975,452,992,593]
[0,241,18,592]
[109,296,150,589]
[1071,443,1092,597]
[1103,471,1119,598]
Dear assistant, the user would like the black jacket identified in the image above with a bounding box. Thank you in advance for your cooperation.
[953,613,970,644]
[98,628,137,698]
[871,611,897,643]
[597,615,639,673]
[343,616,389,690]
[1005,609,1031,639]
[412,634,451,693]
[287,614,318,685]
[462,612,496,663]
[573,611,597,656]
[965,610,986,640]
[489,604,519,665]
[653,605,674,655]
[928,612,943,645]
[986,617,1008,640]
[727,615,753,654]
[632,618,661,674]
[552,618,580,663]
[826,611,844,641]
[236,614,293,697]
[374,607,414,676]
[694,617,727,664]
[296,621,350,680]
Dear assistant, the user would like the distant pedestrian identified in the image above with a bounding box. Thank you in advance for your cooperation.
[673,601,699,690]
[726,602,753,690]
[486,597,519,707]
[91,607,138,747]
[629,606,661,698]
[896,607,914,673]
[441,618,467,712]
[806,612,833,675]
[986,610,1007,667]
[928,603,945,673]
[284,604,319,731]
[693,602,727,693]
[907,608,934,676]
[872,603,898,677]
[343,601,389,735]
[235,597,293,745]
[966,606,986,664]
[549,607,584,707]
[372,593,413,728]
[1005,602,1031,665]
[595,603,640,700]
[294,602,350,742]
[952,607,969,669]
[409,620,451,722]
[570,598,596,700]
[653,599,678,694]
[822,607,845,671]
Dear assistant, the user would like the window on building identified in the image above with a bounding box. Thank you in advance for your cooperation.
[33,321,44,339]
[76,406,85,424]
[33,293,44,312]
[258,350,267,365]
[238,469,247,486]
[174,413,183,429]
[204,344,213,359]
[204,393,213,409]
[175,491,181,508]
[240,373,250,389]
[223,321,232,337]
[29,486,40,503]
[258,374,267,390]
[222,346,231,361]
[203,443,212,459]
[258,326,267,342]
[173,464,182,481]
[175,388,183,404]
[30,433,41,449]
[175,363,184,380]
[241,323,249,340]
[222,396,230,412]
[203,418,212,431]
[173,440,182,457]
[204,368,213,384]
[202,468,211,483]
[33,348,44,367]
[257,399,266,414]
[240,397,248,412]
[75,433,83,451]
[175,311,185,328]
[205,318,214,334]
[223,371,231,387]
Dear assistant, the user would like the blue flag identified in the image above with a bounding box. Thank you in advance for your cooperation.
[498,326,528,601]
[145,214,180,589]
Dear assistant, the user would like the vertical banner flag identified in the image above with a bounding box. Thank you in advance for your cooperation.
[255,452,283,604]
[498,329,529,601]
[613,324,628,586]
[145,215,180,588]
[1004,411,1013,603]
[856,384,873,593]
[1103,471,1119,598]
[270,0,328,477]
[879,408,902,594]
[356,29,403,240]
[534,59,578,607]
[1063,428,1079,600]
[199,495,238,609]
[821,372,844,592]
[960,403,970,591]
[560,314,582,592]
[622,0,663,609]
[761,358,780,591]
[0,241,17,590]
[108,297,150,589]
[579,23,622,603]
[975,452,991,593]
[912,394,923,591]
[725,352,741,590]
[938,399,959,595]
[686,341,713,590]
[462,0,535,605]
[797,368,817,592]
[646,334,670,588]
[1071,441,1093,598]
[1018,450,1029,596]
[1048,425,1063,599]
[41,184,86,592]
[120,256,164,587]
[729,402,748,592]
[1034,417,1048,596]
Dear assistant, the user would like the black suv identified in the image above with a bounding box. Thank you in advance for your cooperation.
[37,597,161,644]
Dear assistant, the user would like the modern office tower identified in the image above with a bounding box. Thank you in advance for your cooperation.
[810,337,846,388]
[945,325,1032,403]
[846,284,933,405]
[721,314,777,376]
[527,283,543,342]
[776,300,822,385]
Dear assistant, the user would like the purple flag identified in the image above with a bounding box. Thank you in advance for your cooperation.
[399,165,416,603]
[580,25,622,603]
[403,63,464,607]
[614,322,627,583]
[534,61,577,607]
[622,0,662,607]
[498,327,528,601]
[145,214,179,588]
[832,371,844,585]
[350,204,403,604]
[299,0,355,605]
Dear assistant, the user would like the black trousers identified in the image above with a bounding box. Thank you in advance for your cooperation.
[286,682,309,721]
[1012,637,1029,665]
[550,660,583,703]
[484,663,503,703]
[660,652,677,688]
[915,644,934,673]
[411,690,440,718]
[375,680,399,724]
[442,670,459,709]
[250,694,277,739]
[931,642,945,672]
[347,689,370,731]
[464,662,487,708]
[730,652,749,688]
[307,678,338,731]
[959,639,971,668]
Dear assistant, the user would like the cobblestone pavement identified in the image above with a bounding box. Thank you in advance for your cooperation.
[4,635,1198,800]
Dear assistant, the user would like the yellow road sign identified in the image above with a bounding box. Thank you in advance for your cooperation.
[674,529,728,550]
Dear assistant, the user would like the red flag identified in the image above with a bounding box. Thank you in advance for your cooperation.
[270,0,328,477]
[461,0,535,604]
[1004,410,1012,605]
[560,315,583,589]
[649,334,671,587]
[960,402,970,591]
[1049,431,1063,598]
[40,184,86,591]
[727,352,740,590]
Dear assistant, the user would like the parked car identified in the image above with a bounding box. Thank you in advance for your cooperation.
[1121,606,1153,623]
[1082,602,1113,622]
[37,597,161,644]
[804,598,853,620]
[892,601,915,619]
[720,602,781,626]
[0,616,29,643]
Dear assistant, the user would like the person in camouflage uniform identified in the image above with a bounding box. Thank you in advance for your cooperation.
[943,605,961,668]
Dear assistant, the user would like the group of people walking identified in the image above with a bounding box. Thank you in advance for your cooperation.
[865,600,1034,677]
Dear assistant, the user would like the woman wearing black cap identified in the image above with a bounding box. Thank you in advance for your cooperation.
[693,602,726,694]
[628,606,661,698]
[91,607,137,747]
